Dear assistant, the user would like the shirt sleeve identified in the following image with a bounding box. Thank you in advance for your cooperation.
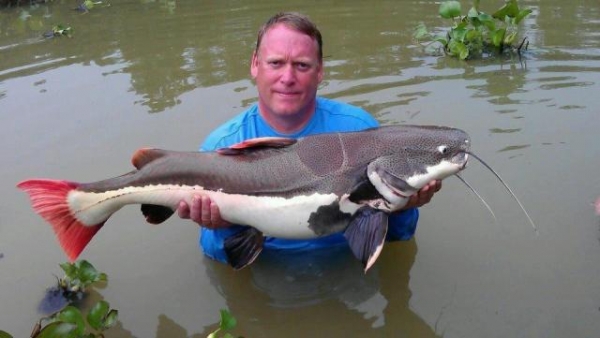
[386,208,419,241]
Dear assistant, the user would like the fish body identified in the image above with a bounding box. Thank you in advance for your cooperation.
[18,125,470,271]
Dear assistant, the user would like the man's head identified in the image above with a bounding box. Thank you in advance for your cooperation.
[255,12,323,61]
[251,12,324,134]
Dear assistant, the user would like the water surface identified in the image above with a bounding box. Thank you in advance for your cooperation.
[1,1,599,337]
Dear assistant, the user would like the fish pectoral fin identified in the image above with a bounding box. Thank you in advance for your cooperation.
[348,178,381,204]
[217,137,296,155]
[224,227,265,270]
[344,207,388,273]
[141,204,175,224]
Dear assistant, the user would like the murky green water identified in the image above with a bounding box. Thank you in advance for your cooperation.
[1,0,599,337]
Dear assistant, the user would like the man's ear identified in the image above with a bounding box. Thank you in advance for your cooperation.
[317,60,324,83]
[250,51,259,78]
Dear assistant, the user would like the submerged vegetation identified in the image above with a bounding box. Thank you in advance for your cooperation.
[0,0,51,7]
[28,260,115,338]
[3,0,111,39]
[207,309,240,338]
[0,260,240,338]
[414,0,532,59]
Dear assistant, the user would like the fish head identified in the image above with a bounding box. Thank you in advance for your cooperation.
[367,125,470,209]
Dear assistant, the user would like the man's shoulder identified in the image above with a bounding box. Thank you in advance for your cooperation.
[315,97,379,131]
[201,106,260,151]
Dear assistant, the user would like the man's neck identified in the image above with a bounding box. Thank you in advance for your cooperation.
[259,104,316,135]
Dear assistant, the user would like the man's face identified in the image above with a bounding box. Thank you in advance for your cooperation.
[251,24,323,123]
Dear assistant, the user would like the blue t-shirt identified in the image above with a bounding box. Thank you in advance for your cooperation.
[199,96,419,263]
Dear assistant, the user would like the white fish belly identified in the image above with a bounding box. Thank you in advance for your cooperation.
[208,191,345,239]
[67,184,207,226]
[67,185,354,239]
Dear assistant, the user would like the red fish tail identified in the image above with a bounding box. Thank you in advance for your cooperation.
[17,179,104,261]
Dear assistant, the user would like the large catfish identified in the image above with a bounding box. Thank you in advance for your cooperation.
[18,125,470,271]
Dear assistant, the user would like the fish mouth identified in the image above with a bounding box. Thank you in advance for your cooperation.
[452,152,469,170]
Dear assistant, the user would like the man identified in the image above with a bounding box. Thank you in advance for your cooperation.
[178,12,441,263]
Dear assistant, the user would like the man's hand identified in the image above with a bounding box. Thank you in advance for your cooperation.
[177,195,231,229]
[401,180,442,210]
[178,180,441,228]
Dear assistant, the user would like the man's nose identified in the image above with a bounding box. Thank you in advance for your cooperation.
[279,64,296,84]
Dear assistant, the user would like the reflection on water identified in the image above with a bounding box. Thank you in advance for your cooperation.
[203,241,439,337]
[2,0,600,337]
[1,0,598,116]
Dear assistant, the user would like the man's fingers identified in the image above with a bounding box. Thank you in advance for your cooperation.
[210,201,230,227]
[200,195,212,225]
[189,195,202,224]
[434,180,442,192]
[177,201,190,219]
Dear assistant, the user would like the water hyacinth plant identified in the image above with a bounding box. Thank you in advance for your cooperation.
[207,309,240,338]
[1,260,116,338]
[29,301,118,338]
[414,0,532,59]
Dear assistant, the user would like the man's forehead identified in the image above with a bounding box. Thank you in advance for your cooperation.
[259,24,319,55]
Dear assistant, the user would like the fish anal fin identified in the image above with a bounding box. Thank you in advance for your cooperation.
[344,207,388,272]
[17,179,105,261]
[131,148,169,169]
[141,204,174,224]
[217,137,296,155]
[224,227,264,270]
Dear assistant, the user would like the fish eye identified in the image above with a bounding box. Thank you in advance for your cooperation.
[437,145,449,154]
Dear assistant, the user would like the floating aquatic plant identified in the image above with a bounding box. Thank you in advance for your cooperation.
[44,24,73,38]
[58,259,108,295]
[414,0,532,59]
[1,260,116,338]
[208,309,240,338]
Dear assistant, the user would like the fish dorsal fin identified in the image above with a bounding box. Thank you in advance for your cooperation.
[217,137,296,155]
[131,148,168,169]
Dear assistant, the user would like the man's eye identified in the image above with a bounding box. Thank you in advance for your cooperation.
[296,63,310,70]
[268,61,282,67]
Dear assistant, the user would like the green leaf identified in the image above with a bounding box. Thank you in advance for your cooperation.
[87,300,110,331]
[439,1,462,19]
[478,13,496,30]
[435,37,449,46]
[413,23,430,41]
[448,40,469,59]
[36,322,79,338]
[467,6,479,18]
[57,306,86,335]
[83,0,95,9]
[76,260,99,284]
[504,31,517,45]
[60,262,77,280]
[492,28,506,47]
[219,309,237,331]
[492,0,519,21]
[458,46,469,60]
[465,29,480,42]
[514,9,532,24]
[0,330,13,338]
[450,27,468,42]
[104,309,119,329]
